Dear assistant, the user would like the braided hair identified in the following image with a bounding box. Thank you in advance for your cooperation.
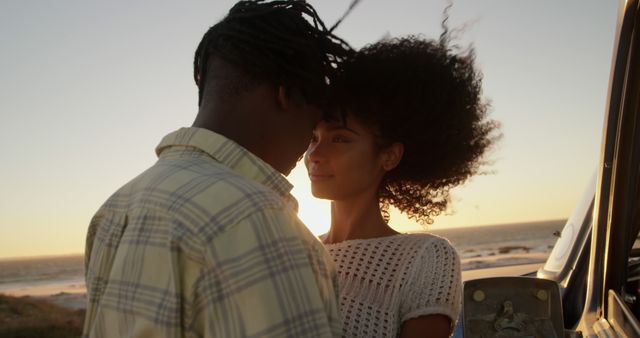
[193,0,353,107]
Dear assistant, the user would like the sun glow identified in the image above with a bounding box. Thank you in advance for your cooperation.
[289,161,332,235]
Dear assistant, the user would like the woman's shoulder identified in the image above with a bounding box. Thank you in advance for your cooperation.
[318,232,457,259]
[400,233,459,263]
[401,232,456,248]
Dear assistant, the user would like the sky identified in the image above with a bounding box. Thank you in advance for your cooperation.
[0,1,619,259]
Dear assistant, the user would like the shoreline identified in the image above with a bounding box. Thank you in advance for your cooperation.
[0,283,87,311]
[0,220,563,311]
[0,251,551,311]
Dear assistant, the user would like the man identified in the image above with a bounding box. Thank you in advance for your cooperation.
[83,1,352,337]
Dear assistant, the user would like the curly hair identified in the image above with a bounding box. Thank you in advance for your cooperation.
[331,36,499,224]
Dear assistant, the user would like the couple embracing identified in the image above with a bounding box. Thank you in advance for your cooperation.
[83,1,497,337]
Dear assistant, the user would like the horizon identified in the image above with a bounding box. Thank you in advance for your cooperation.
[0,218,567,261]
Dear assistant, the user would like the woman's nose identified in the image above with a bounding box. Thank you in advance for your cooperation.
[306,141,325,163]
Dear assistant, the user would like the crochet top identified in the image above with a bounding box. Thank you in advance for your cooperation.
[323,233,461,338]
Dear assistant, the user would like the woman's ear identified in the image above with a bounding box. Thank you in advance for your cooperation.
[381,142,404,171]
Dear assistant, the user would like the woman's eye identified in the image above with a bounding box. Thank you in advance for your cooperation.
[332,136,349,143]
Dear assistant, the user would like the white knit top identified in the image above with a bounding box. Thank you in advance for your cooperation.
[323,233,462,338]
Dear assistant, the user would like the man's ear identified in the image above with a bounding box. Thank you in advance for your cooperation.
[381,142,404,171]
[277,85,291,111]
[277,85,308,112]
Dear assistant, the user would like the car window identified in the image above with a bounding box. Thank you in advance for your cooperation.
[542,173,596,274]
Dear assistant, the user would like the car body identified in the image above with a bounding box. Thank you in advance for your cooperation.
[455,1,640,336]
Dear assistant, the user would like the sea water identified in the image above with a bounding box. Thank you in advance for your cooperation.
[0,219,564,297]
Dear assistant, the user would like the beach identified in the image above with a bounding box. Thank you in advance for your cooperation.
[0,219,564,314]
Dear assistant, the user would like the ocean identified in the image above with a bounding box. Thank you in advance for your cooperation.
[430,219,564,270]
[0,254,85,297]
[0,219,565,299]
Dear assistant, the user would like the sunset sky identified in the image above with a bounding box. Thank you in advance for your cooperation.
[0,1,619,259]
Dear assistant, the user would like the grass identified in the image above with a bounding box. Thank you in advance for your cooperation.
[0,294,85,338]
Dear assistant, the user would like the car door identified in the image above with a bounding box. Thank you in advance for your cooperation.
[576,0,640,336]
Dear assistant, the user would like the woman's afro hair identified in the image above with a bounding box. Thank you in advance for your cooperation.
[331,35,499,224]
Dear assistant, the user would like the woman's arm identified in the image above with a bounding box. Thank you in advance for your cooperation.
[399,237,461,338]
[399,314,452,338]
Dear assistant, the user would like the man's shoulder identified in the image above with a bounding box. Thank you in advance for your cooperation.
[97,155,288,231]
[148,153,284,205]
[190,164,287,212]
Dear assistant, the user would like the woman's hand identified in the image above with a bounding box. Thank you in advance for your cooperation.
[399,314,452,338]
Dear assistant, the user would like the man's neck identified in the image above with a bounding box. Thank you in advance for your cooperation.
[193,104,267,161]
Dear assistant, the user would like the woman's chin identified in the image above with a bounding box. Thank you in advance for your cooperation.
[310,187,336,200]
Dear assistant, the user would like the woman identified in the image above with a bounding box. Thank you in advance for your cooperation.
[305,36,498,338]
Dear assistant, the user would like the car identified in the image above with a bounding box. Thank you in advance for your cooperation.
[454,0,640,336]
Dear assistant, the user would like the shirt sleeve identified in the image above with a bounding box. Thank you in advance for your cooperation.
[191,207,342,338]
[399,237,462,325]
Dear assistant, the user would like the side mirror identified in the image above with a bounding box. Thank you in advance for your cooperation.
[462,277,564,337]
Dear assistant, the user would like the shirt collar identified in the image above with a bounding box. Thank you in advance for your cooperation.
[156,127,295,202]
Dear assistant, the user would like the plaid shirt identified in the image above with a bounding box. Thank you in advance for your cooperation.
[83,127,342,338]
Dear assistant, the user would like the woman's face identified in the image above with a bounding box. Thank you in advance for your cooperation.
[304,116,388,201]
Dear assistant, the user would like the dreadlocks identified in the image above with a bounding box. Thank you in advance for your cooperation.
[193,0,353,107]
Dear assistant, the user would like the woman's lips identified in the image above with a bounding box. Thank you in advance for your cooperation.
[308,173,334,181]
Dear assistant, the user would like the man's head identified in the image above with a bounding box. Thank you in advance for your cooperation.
[192,0,352,175]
